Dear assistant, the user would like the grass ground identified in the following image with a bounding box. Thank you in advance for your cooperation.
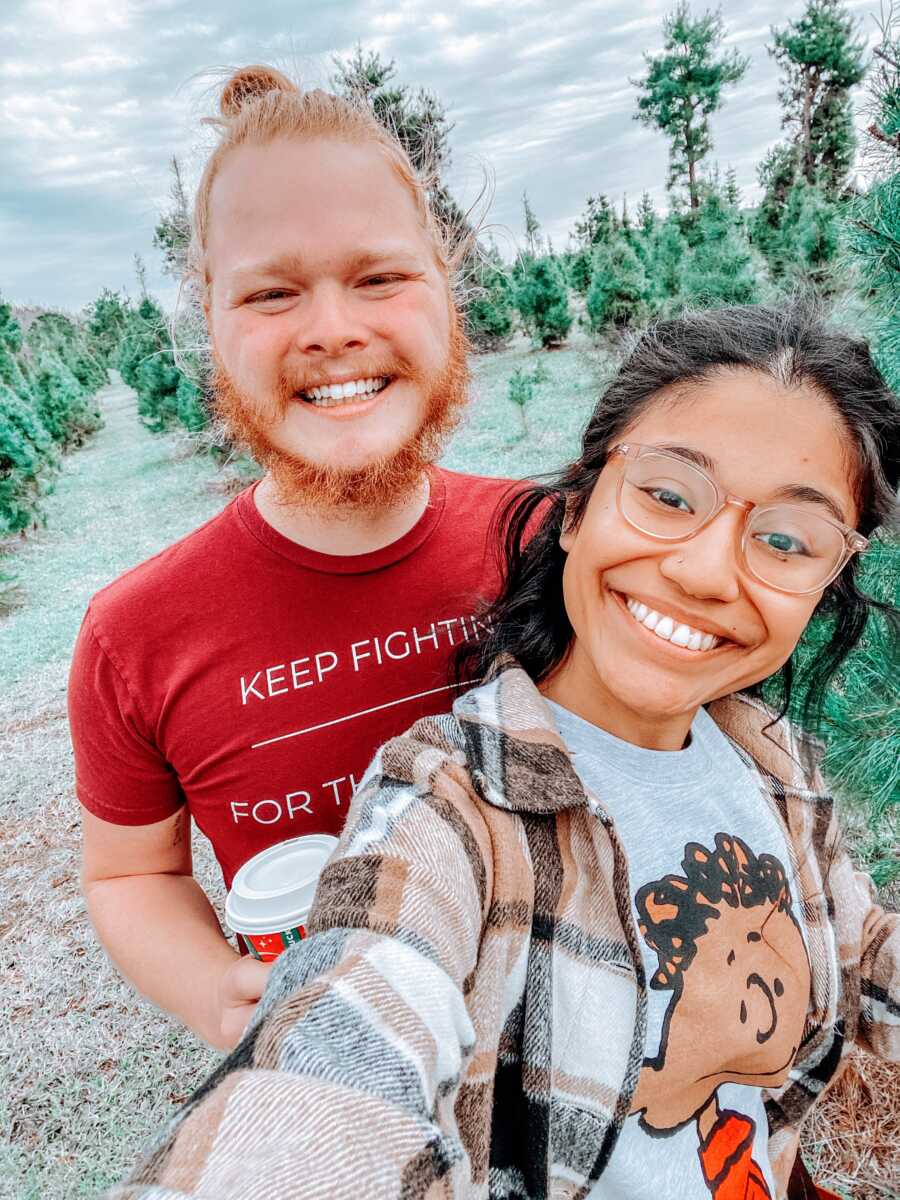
[1,349,897,1198]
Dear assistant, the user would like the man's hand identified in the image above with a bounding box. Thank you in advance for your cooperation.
[215,956,275,1051]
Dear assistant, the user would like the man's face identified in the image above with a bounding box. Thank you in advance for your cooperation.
[203,136,463,506]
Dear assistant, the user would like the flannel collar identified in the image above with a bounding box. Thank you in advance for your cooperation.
[452,660,820,817]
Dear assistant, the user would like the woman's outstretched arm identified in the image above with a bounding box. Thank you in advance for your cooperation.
[107,738,495,1199]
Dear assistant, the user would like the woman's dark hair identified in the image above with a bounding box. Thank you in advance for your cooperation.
[456,303,899,733]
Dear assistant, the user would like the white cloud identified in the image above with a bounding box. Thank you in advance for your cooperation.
[0,0,883,310]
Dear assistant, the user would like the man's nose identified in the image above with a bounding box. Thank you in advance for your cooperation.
[296,285,369,357]
[657,507,743,602]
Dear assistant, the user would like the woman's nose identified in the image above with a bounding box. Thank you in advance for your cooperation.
[657,508,743,602]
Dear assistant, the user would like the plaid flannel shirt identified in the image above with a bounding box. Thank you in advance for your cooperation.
[109,664,899,1200]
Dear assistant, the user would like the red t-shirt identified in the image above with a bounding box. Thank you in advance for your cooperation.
[69,467,513,890]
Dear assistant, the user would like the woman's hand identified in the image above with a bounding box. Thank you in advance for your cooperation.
[214,956,274,1051]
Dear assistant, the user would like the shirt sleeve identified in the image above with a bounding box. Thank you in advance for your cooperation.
[106,756,490,1199]
[68,605,185,825]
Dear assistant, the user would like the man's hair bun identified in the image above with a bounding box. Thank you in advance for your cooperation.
[219,65,298,118]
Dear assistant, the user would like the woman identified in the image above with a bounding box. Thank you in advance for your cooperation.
[115,305,899,1200]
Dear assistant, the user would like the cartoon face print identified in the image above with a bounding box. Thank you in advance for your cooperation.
[629,833,811,1137]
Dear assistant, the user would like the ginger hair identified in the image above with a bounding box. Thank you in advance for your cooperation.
[190,64,459,288]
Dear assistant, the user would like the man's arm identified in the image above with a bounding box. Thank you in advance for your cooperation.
[81,805,271,1051]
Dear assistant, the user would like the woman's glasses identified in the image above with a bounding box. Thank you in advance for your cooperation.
[612,443,867,595]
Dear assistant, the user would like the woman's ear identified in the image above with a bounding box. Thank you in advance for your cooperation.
[559,498,577,553]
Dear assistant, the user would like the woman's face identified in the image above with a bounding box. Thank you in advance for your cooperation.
[547,370,858,749]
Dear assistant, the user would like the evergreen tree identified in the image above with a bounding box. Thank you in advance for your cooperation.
[117,296,181,432]
[770,0,866,197]
[522,192,543,258]
[753,144,801,265]
[332,45,469,255]
[569,194,619,293]
[86,289,129,364]
[724,166,741,207]
[648,216,691,305]
[153,157,192,279]
[845,8,900,390]
[636,192,657,236]
[465,240,515,352]
[512,255,573,347]
[573,193,618,246]
[586,235,652,331]
[633,4,749,209]
[680,188,761,306]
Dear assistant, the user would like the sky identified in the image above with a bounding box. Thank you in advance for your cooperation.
[0,0,886,313]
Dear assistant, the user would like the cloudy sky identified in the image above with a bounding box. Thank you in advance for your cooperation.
[0,0,884,312]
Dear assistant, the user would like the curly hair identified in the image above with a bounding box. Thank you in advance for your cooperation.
[635,833,795,991]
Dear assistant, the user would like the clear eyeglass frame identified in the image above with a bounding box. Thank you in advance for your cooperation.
[611,442,868,596]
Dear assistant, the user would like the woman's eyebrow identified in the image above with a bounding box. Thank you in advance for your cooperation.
[656,443,718,473]
[655,445,848,522]
[769,484,846,524]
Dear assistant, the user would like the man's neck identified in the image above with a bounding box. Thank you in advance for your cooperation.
[253,471,432,557]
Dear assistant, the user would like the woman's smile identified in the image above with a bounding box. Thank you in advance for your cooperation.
[612,589,739,655]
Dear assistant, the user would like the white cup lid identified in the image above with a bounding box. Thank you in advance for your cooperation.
[225,834,339,935]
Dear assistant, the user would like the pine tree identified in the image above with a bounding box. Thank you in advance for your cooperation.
[573,194,619,246]
[153,157,192,279]
[680,188,761,306]
[465,239,515,352]
[724,166,741,208]
[753,144,801,267]
[586,235,652,331]
[636,192,657,236]
[333,46,469,257]
[568,194,619,293]
[512,256,573,347]
[633,4,749,209]
[845,8,900,390]
[86,289,129,364]
[770,0,866,197]
[522,192,543,258]
[647,216,691,307]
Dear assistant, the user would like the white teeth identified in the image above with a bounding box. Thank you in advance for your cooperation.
[300,377,389,406]
[623,595,722,653]
[654,615,675,640]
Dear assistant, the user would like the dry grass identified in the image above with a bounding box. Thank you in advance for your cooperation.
[1,366,898,1199]
[805,1053,900,1199]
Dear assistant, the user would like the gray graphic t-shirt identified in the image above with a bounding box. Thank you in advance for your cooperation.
[548,701,811,1200]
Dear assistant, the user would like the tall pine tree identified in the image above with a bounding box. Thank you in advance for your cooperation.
[770,0,866,197]
[332,46,469,255]
[633,4,748,209]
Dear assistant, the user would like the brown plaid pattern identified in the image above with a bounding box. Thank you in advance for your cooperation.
[109,664,899,1200]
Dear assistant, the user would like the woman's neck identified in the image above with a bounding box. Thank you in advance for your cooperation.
[540,655,697,752]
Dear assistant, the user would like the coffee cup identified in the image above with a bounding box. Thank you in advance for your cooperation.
[225,834,338,961]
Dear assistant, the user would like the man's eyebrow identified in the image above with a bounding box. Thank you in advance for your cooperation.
[653,444,847,522]
[228,246,423,282]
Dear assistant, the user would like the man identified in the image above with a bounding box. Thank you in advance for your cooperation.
[69,66,511,1052]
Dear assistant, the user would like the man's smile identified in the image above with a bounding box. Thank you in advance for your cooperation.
[297,375,392,407]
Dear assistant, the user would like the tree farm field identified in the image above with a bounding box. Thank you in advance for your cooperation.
[1,341,897,1200]
[0,340,600,1198]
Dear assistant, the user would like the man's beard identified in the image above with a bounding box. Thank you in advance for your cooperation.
[212,315,470,515]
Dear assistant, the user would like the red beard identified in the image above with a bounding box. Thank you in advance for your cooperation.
[212,315,470,514]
